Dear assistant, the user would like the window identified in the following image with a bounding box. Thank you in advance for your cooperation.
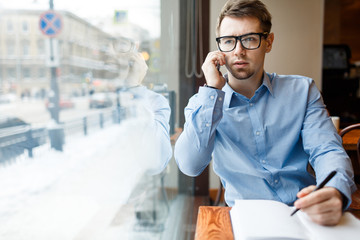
[7,40,15,56]
[7,19,14,33]
[37,39,45,55]
[22,68,31,79]
[22,40,30,56]
[38,68,46,79]
[0,1,184,239]
[22,20,29,33]
[7,68,16,79]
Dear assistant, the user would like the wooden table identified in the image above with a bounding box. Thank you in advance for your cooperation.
[195,188,360,240]
[170,127,182,145]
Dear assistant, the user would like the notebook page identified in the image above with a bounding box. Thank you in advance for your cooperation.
[297,211,360,240]
[230,200,308,240]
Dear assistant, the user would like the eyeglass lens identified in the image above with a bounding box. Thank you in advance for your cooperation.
[116,38,134,53]
[218,34,261,51]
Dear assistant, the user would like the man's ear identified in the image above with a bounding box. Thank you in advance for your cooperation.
[265,32,274,53]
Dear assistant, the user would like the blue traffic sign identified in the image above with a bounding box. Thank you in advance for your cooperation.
[39,11,63,37]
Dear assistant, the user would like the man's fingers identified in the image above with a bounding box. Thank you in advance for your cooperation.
[295,187,336,209]
[296,185,316,198]
[202,51,227,89]
[294,187,343,225]
[307,208,343,226]
[203,51,225,70]
[300,195,339,215]
[301,196,343,226]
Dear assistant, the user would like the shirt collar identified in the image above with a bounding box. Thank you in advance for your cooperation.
[262,72,274,97]
[222,72,274,108]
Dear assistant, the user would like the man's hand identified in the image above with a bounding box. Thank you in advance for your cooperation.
[201,51,226,89]
[125,52,148,87]
[294,186,343,226]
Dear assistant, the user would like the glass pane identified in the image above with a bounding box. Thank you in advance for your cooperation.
[0,0,183,239]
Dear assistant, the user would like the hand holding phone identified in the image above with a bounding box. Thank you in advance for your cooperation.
[201,51,226,89]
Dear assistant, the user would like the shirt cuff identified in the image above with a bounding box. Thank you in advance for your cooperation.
[198,86,225,109]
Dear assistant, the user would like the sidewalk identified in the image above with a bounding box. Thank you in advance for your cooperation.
[0,121,155,239]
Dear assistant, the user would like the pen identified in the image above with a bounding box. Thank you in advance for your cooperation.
[290,170,337,216]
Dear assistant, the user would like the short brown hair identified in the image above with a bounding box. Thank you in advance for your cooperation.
[216,0,272,36]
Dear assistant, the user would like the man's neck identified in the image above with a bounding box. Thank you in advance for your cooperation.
[228,71,264,99]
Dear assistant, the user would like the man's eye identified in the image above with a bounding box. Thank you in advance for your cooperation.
[223,38,235,45]
[243,37,256,42]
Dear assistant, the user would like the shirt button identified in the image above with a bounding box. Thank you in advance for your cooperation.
[274,179,279,184]
[261,160,266,164]
[249,103,253,107]
[205,123,210,127]
[210,95,215,100]
[256,131,260,136]
[219,97,223,101]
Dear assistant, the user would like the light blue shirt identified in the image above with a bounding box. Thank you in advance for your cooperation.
[175,72,356,207]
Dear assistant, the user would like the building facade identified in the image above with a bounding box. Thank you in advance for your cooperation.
[0,9,121,98]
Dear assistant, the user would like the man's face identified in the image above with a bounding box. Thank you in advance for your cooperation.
[218,16,273,82]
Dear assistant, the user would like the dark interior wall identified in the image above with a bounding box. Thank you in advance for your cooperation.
[324,0,360,62]
[179,0,209,127]
[322,0,360,126]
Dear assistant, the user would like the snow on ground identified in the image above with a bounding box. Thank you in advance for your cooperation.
[0,118,164,239]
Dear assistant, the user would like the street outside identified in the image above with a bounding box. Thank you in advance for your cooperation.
[0,96,114,127]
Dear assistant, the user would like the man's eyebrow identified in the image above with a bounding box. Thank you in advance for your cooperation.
[218,32,259,37]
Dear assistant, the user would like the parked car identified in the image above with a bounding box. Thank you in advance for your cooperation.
[0,116,29,129]
[89,93,114,109]
[59,98,75,109]
[0,116,47,162]
[0,93,17,104]
[45,97,75,109]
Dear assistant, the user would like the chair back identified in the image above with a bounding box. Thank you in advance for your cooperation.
[339,123,360,171]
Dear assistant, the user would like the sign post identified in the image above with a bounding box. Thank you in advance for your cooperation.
[39,0,64,151]
[39,6,63,123]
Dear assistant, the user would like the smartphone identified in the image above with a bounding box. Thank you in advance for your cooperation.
[216,62,221,72]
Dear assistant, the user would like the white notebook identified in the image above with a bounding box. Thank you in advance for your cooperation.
[230,199,360,240]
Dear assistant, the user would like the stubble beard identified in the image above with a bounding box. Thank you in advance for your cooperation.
[227,64,255,81]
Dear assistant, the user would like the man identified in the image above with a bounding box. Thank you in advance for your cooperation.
[174,0,356,226]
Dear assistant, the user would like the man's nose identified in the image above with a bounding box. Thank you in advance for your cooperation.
[234,40,246,55]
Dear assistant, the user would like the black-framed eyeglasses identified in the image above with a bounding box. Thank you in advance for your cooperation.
[216,32,269,52]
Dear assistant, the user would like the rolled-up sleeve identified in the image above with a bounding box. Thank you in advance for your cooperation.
[301,80,357,208]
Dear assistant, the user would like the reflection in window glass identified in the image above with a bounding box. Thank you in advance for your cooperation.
[0,0,184,239]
